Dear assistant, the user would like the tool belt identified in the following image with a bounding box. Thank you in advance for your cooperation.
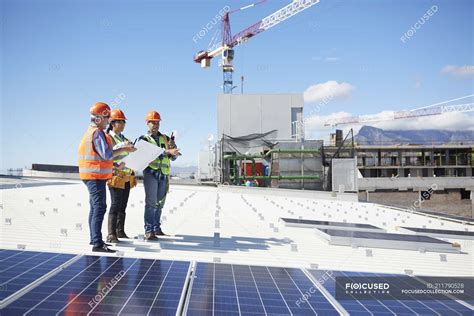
[107,168,137,189]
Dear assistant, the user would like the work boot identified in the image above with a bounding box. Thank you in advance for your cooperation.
[144,232,158,241]
[106,234,119,243]
[117,231,130,239]
[92,244,116,253]
[117,213,128,238]
[90,241,112,246]
[154,230,169,236]
[108,213,118,240]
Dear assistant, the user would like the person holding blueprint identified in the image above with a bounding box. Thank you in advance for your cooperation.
[137,111,181,241]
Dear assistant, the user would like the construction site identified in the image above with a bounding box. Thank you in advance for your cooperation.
[1,0,474,315]
[197,93,474,219]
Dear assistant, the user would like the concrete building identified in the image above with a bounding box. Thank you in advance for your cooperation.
[203,93,323,190]
[356,144,473,178]
[217,93,304,140]
[325,144,474,218]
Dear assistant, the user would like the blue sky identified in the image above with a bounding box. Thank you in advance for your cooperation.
[1,0,473,170]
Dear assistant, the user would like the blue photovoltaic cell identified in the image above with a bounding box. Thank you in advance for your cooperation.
[1,255,190,315]
[0,249,75,301]
[186,262,339,315]
[308,269,473,316]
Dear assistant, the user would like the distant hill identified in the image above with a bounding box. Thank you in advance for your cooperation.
[355,126,474,145]
[171,165,198,174]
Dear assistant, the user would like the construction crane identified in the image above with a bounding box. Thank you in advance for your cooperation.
[194,0,320,94]
[324,94,474,127]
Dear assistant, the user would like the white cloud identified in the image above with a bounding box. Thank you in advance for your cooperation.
[303,81,355,104]
[304,111,474,142]
[371,112,474,131]
[441,65,474,78]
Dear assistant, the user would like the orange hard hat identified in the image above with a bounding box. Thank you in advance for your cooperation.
[90,102,111,117]
[145,111,161,122]
[110,109,127,121]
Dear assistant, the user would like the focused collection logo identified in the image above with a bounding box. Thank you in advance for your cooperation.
[345,282,390,294]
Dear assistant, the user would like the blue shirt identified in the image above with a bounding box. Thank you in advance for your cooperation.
[92,128,113,160]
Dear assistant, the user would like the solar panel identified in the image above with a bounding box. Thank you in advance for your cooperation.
[314,228,459,253]
[400,227,474,240]
[280,217,384,232]
[308,269,473,315]
[0,249,76,301]
[184,262,340,315]
[418,210,474,223]
[1,255,191,315]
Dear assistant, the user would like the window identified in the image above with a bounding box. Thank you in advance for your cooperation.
[460,189,471,200]
[291,107,303,139]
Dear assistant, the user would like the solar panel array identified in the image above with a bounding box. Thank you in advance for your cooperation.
[0,249,75,301]
[1,249,472,315]
[1,252,190,315]
[185,262,339,315]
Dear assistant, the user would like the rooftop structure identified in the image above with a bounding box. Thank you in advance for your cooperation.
[1,177,473,314]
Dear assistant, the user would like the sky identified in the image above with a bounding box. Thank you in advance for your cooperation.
[1,0,473,170]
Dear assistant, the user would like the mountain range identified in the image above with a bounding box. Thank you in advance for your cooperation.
[355,126,474,145]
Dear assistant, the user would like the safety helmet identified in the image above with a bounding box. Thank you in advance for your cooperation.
[110,109,127,121]
[145,111,161,122]
[90,102,111,117]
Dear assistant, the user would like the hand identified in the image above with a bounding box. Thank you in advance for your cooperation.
[169,139,176,148]
[123,144,136,152]
[117,162,126,169]
[166,148,181,156]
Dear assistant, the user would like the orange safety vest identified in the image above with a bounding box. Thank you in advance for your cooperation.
[78,126,114,180]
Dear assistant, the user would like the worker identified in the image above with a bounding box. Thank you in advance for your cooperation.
[139,111,180,241]
[78,102,135,253]
[105,109,137,243]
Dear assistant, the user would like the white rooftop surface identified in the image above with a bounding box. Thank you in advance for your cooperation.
[1,177,473,277]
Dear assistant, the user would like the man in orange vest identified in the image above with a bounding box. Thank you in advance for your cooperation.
[78,102,136,253]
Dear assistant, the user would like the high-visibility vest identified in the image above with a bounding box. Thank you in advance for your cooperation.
[109,132,133,174]
[78,126,114,180]
[144,134,171,175]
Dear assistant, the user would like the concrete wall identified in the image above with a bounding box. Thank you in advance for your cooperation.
[358,177,474,191]
[217,93,303,139]
[198,150,213,180]
[359,190,473,218]
[22,169,80,179]
[274,140,323,190]
[332,158,358,192]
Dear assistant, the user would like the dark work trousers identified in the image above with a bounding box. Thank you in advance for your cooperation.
[108,181,131,237]
[84,179,107,247]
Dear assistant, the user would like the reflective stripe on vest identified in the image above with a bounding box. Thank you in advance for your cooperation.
[78,126,114,180]
[110,133,133,174]
[145,134,171,175]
